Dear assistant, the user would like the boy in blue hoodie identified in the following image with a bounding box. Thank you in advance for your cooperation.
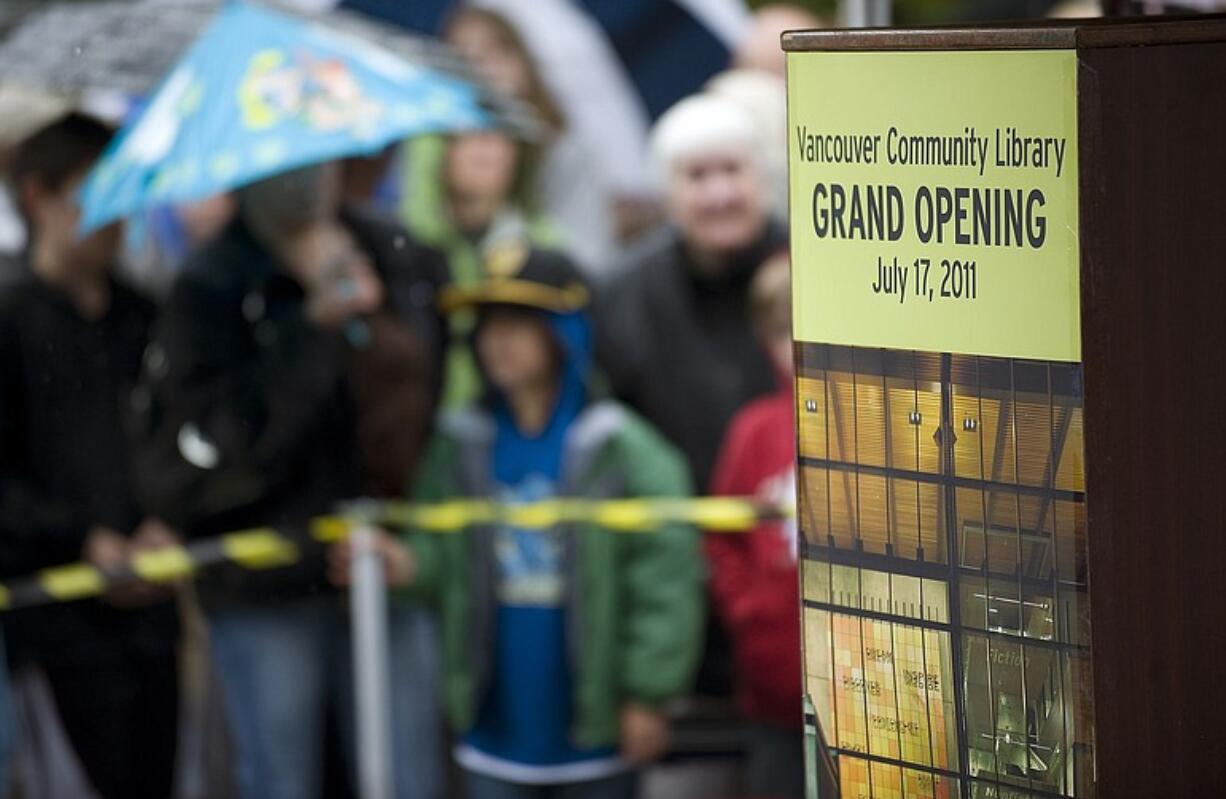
[332,243,702,798]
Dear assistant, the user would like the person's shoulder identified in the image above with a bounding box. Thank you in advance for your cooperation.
[0,282,33,343]
[344,204,405,248]
[437,405,496,446]
[727,392,792,441]
[714,391,793,487]
[579,400,687,475]
[173,220,257,300]
[605,235,680,297]
[110,278,158,322]
[0,250,26,290]
[595,236,682,340]
[0,273,37,315]
[344,205,447,285]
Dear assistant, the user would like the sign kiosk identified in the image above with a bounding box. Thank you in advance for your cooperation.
[785,16,1226,799]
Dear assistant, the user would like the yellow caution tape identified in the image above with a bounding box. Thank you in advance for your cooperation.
[131,546,196,583]
[310,516,352,545]
[682,497,765,532]
[0,497,792,613]
[39,563,108,602]
[591,499,659,532]
[401,499,496,531]
[221,529,300,569]
[367,497,790,534]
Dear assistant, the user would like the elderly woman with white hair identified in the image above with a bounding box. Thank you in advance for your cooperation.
[597,91,783,497]
[595,92,785,702]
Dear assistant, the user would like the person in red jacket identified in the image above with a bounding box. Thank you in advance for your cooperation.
[707,251,802,798]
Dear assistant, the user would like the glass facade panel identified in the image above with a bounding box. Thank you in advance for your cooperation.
[798,375,828,460]
[856,366,889,470]
[830,468,860,550]
[800,464,831,547]
[860,473,892,556]
[799,345,1094,799]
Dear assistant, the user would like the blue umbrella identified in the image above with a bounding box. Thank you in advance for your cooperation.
[79,0,490,232]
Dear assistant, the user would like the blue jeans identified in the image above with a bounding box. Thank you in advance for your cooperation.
[0,634,12,799]
[464,770,638,799]
[209,596,441,799]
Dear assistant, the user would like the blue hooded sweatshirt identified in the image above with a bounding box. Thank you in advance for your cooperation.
[459,308,624,781]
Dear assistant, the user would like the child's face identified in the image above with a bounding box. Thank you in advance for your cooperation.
[476,307,558,394]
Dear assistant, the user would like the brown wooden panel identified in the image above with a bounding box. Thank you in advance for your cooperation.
[1078,38,1226,796]
[783,25,1076,53]
[782,15,1226,52]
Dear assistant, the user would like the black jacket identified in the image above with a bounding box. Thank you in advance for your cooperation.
[0,274,176,663]
[133,207,447,605]
[596,226,784,491]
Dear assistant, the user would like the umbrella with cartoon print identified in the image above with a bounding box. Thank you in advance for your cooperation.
[0,0,537,145]
[75,0,507,232]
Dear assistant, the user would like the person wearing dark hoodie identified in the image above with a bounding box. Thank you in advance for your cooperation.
[708,252,803,798]
[0,114,179,799]
[330,243,703,799]
[132,161,448,799]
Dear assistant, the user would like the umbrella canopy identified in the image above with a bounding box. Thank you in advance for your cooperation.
[0,0,216,100]
[0,0,539,149]
[78,0,496,232]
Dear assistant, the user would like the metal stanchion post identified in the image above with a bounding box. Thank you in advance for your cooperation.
[803,695,819,799]
[839,0,892,28]
[351,525,393,799]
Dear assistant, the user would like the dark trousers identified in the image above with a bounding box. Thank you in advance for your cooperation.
[41,649,179,799]
[745,724,805,799]
[464,770,638,799]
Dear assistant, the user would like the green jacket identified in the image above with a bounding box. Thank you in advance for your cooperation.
[402,400,704,748]
[399,136,562,408]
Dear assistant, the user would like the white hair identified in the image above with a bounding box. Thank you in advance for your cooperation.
[649,93,762,188]
[706,69,787,218]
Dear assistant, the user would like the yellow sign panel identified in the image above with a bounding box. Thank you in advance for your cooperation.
[788,50,1081,361]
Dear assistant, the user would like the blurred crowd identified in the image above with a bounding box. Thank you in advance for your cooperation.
[0,2,823,798]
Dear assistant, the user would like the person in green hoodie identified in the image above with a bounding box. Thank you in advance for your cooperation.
[330,243,702,798]
[400,131,561,409]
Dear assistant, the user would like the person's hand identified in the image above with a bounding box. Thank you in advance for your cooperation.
[85,520,181,607]
[297,229,384,329]
[327,528,415,588]
[619,703,671,765]
[83,526,128,572]
[306,256,384,329]
[131,516,180,552]
[125,516,185,598]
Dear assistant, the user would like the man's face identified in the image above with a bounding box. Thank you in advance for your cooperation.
[242,162,341,237]
[475,307,557,395]
[27,171,121,276]
[666,146,767,260]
